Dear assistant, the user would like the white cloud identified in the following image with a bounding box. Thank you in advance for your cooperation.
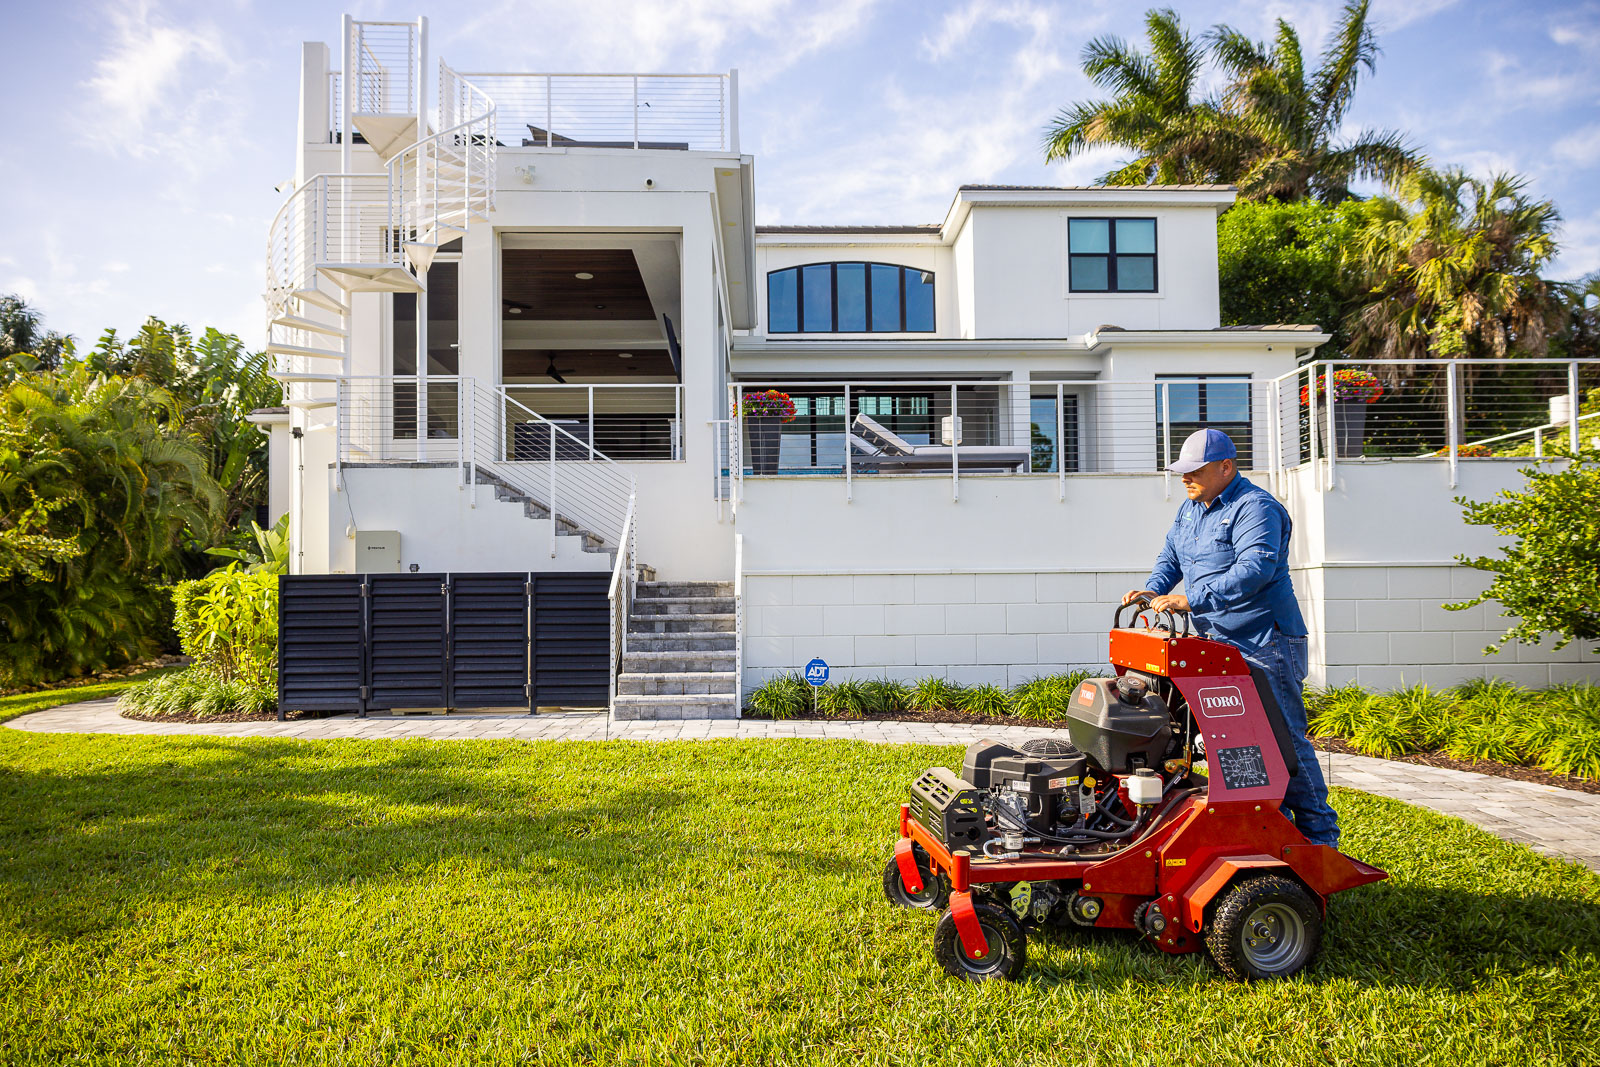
[1553,123,1600,168]
[1552,208,1600,280]
[85,1,230,133]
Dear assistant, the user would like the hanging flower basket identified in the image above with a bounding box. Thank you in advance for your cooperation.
[741,390,796,475]
[741,389,797,421]
[1299,369,1383,406]
[1433,444,1493,457]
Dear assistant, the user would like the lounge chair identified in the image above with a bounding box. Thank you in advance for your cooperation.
[848,413,1028,472]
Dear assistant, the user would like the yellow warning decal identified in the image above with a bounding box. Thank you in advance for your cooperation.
[1146,663,1162,672]
[1164,858,1187,867]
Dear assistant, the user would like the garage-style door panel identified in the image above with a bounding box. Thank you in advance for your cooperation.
[277,572,608,715]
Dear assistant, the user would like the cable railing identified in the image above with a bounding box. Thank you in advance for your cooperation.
[458,72,734,151]
[351,21,418,115]
[607,493,639,712]
[501,383,684,460]
[335,376,637,557]
[729,362,1600,501]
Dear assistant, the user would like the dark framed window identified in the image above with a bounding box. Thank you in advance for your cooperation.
[766,263,936,333]
[1068,218,1157,293]
[1155,375,1252,470]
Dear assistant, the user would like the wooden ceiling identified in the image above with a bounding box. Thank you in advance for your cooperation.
[501,249,656,321]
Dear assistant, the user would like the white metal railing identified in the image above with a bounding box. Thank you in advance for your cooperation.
[502,383,684,460]
[352,21,418,114]
[328,70,342,140]
[733,531,744,718]
[730,361,1600,501]
[459,72,735,152]
[607,493,638,713]
[335,376,637,558]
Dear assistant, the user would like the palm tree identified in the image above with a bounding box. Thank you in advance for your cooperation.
[1208,0,1423,201]
[1042,8,1244,185]
[1347,168,1563,365]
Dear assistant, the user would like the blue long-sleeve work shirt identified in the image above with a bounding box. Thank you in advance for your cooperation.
[1145,473,1307,655]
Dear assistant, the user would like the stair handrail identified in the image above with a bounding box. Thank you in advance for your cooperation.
[608,491,638,709]
[382,62,496,267]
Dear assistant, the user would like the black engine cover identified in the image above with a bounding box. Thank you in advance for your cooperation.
[908,767,985,850]
[1061,678,1174,774]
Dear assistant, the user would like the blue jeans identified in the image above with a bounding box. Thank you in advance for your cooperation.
[1239,632,1341,848]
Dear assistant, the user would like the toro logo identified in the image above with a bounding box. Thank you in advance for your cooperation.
[1196,685,1246,717]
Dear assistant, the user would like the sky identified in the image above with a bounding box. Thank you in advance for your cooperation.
[1,0,1597,348]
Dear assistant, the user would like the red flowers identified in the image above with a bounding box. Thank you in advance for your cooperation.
[1300,369,1383,406]
[741,389,797,422]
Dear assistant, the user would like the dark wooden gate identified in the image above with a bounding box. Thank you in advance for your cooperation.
[276,572,610,716]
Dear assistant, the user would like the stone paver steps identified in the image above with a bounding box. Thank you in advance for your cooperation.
[616,580,739,719]
[9,698,1599,872]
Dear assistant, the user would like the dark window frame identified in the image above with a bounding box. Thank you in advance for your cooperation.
[766,262,936,334]
[1067,217,1159,293]
[1154,374,1253,470]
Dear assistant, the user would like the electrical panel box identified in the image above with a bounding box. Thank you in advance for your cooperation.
[354,531,401,573]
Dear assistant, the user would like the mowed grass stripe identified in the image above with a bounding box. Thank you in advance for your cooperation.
[1,734,1597,1065]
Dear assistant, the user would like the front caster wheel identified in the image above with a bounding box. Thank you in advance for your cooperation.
[882,847,948,910]
[1205,874,1322,981]
[933,898,1027,982]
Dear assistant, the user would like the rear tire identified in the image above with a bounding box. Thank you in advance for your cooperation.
[882,847,948,910]
[1205,874,1322,981]
[933,898,1027,982]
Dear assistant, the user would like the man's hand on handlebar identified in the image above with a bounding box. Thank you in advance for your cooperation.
[1150,593,1190,614]
[1121,588,1156,606]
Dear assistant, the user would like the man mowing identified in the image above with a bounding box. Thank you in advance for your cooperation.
[1123,427,1339,847]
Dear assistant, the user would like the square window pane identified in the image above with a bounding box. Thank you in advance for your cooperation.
[802,264,833,331]
[1070,255,1109,291]
[1157,381,1201,423]
[870,264,900,331]
[1116,255,1156,291]
[1069,218,1110,253]
[1207,380,1252,422]
[768,269,797,332]
[905,269,935,331]
[836,263,867,331]
[1115,218,1156,253]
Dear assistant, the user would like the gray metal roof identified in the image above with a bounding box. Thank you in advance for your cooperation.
[755,224,942,235]
[958,183,1237,192]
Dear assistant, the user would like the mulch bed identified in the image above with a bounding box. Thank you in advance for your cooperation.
[119,708,318,724]
[760,708,1054,728]
[1311,736,1600,796]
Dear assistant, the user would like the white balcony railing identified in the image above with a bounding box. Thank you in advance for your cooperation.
[458,72,735,152]
[730,359,1600,502]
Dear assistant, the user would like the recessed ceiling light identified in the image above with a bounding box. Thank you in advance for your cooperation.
[509,307,522,314]
[617,352,632,358]
[594,304,606,309]
[574,272,594,280]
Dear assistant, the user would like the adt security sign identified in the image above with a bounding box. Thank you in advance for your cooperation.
[804,658,830,687]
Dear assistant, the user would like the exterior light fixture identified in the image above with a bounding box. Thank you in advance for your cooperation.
[509,307,522,314]
[575,272,594,280]
[594,304,606,309]
[617,352,632,358]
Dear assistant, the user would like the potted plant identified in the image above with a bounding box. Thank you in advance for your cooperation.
[1301,369,1383,458]
[741,389,796,475]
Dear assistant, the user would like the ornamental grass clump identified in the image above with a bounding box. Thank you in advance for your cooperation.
[1011,670,1093,722]
[908,677,966,712]
[816,679,869,718]
[960,683,1014,717]
[746,672,809,719]
[859,678,911,715]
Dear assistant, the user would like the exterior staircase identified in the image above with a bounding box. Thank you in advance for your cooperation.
[614,582,738,719]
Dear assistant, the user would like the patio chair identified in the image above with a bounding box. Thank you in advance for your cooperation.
[848,413,1028,472]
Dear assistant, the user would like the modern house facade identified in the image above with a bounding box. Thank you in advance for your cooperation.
[258,15,1600,716]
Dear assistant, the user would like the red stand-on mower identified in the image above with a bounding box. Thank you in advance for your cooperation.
[884,600,1386,982]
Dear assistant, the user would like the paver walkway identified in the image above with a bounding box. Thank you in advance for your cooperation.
[9,698,1600,871]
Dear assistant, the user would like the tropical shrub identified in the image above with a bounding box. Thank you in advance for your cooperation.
[860,678,911,714]
[908,677,966,712]
[171,568,279,687]
[960,683,1014,717]
[816,679,869,718]
[1012,671,1094,722]
[0,366,224,686]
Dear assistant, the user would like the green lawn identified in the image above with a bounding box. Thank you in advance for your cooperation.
[1,734,1596,1065]
[0,666,182,724]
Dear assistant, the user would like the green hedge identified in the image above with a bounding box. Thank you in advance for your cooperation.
[746,670,1096,722]
[1307,679,1600,779]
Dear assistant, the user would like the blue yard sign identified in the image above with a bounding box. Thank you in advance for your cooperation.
[804,658,830,687]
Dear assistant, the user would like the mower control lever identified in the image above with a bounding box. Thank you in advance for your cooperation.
[1113,597,1191,637]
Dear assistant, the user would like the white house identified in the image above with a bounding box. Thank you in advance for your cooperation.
[258,15,1599,717]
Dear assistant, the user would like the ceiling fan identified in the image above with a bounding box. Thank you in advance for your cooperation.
[543,353,567,384]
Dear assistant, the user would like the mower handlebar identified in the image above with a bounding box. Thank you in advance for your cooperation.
[1113,596,1192,637]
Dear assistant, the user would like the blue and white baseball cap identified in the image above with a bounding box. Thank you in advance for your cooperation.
[1167,428,1238,473]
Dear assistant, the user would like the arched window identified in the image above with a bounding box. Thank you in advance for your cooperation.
[766,263,935,333]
